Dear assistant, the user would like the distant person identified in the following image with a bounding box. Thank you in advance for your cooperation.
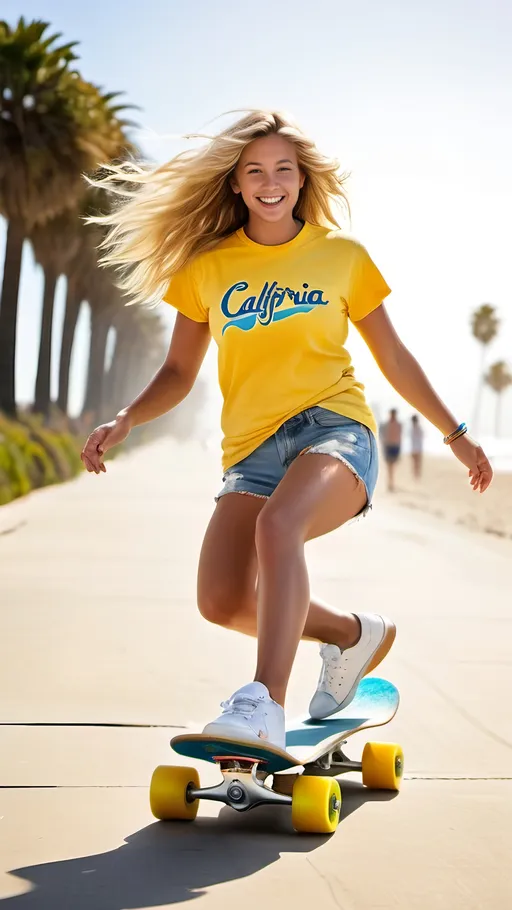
[411,414,424,479]
[380,409,402,492]
[81,110,493,752]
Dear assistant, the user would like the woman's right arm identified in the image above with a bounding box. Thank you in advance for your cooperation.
[81,313,210,474]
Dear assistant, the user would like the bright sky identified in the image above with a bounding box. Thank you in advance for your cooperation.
[2,0,512,442]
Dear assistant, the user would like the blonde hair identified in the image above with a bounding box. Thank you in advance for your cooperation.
[90,110,350,305]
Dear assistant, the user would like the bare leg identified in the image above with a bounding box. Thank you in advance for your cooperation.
[253,454,367,705]
[197,493,360,649]
[412,452,422,479]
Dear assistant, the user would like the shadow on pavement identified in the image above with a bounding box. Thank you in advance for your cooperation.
[2,783,397,909]
[338,778,399,819]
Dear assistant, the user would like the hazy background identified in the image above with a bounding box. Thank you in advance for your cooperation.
[2,0,512,451]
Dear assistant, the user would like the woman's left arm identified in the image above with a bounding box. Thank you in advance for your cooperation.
[355,305,493,493]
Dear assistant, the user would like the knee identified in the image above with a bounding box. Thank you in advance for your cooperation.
[197,583,251,628]
[255,503,300,558]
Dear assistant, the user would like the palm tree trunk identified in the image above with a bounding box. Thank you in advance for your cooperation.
[0,220,25,416]
[102,329,119,420]
[472,343,486,433]
[111,333,134,413]
[82,310,110,419]
[57,279,82,415]
[495,392,502,438]
[34,266,58,417]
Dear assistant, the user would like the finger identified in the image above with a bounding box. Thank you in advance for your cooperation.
[83,448,101,472]
[80,451,93,472]
[88,430,109,458]
[100,462,107,473]
[476,468,487,492]
[469,470,479,489]
[479,471,492,493]
[81,454,98,474]
[477,461,493,491]
[83,446,103,474]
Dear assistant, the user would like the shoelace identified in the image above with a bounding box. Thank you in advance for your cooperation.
[318,647,350,692]
[220,696,261,719]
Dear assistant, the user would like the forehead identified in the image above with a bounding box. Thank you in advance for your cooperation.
[238,134,297,165]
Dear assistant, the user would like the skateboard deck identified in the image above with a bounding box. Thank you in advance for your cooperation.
[172,676,399,773]
[149,677,403,834]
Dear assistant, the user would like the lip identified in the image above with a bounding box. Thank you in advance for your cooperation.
[256,195,286,206]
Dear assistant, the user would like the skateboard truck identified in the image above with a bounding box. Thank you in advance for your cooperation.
[186,759,292,813]
[307,742,363,774]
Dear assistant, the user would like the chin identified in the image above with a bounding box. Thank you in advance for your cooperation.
[253,204,293,222]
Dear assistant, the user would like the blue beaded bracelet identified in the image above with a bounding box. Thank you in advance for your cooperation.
[443,423,467,445]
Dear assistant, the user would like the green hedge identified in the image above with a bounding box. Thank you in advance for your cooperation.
[0,407,181,506]
[0,413,83,506]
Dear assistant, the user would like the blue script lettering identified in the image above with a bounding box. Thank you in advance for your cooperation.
[221,280,329,327]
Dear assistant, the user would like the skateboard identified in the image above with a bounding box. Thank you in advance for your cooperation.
[149,676,403,834]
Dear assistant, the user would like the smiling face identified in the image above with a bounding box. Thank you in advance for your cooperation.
[231,134,305,226]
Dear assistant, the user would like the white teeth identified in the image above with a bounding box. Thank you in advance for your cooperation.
[259,196,283,204]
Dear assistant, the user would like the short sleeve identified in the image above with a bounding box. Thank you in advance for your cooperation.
[348,243,391,323]
[162,261,208,323]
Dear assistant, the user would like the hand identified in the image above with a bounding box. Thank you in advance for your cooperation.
[81,412,132,474]
[449,433,493,493]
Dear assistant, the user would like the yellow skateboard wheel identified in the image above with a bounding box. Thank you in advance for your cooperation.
[150,765,200,820]
[291,775,342,834]
[362,742,404,790]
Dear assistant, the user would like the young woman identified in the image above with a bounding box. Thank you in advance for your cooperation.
[81,111,493,750]
[410,414,425,479]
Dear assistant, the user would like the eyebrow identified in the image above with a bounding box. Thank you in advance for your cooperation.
[243,158,294,166]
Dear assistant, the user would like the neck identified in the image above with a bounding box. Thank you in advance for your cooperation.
[244,215,303,246]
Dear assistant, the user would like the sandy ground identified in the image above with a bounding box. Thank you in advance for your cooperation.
[379,452,512,541]
[0,437,511,909]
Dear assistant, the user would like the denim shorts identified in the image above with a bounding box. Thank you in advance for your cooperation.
[216,407,379,516]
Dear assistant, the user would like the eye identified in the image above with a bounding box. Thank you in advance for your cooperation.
[247,168,261,174]
[278,167,292,171]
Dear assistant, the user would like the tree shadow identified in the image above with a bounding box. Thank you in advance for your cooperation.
[2,783,397,909]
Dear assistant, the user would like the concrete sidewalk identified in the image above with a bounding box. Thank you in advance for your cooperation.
[1,439,511,909]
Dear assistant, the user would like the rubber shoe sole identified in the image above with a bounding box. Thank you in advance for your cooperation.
[364,616,396,675]
[309,616,396,720]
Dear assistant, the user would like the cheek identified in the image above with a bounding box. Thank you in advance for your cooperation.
[284,173,303,196]
[237,176,260,200]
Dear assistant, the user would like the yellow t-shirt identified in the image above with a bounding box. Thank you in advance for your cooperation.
[163,222,390,470]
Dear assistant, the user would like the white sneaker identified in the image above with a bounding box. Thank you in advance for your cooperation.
[202,682,286,750]
[309,613,396,720]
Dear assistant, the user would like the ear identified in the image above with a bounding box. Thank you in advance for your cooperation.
[230,176,241,195]
[299,169,306,190]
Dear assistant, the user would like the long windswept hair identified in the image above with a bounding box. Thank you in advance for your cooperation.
[89,110,350,305]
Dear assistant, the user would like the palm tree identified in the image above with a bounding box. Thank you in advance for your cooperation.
[57,185,116,417]
[0,18,133,416]
[470,304,499,431]
[0,20,80,415]
[103,306,167,420]
[32,89,134,418]
[57,234,96,415]
[485,361,512,437]
[82,274,124,421]
[102,309,135,419]
[29,209,81,415]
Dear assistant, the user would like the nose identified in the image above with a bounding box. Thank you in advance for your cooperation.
[260,171,282,192]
